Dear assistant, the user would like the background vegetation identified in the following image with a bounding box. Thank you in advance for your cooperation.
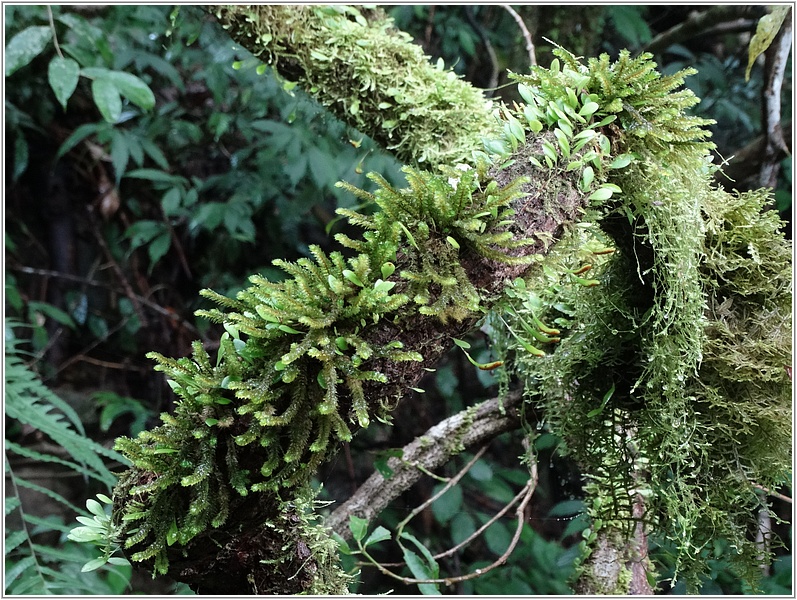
[5,5,791,594]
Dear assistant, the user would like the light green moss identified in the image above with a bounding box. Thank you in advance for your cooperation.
[497,48,791,592]
[212,5,498,167]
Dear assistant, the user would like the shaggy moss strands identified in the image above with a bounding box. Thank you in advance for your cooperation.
[211,5,498,167]
[498,49,791,592]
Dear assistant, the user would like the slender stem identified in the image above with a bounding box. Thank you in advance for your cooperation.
[47,6,64,59]
[501,5,536,67]
[356,461,538,587]
[395,446,487,537]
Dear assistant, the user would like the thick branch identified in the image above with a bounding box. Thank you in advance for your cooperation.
[326,390,524,539]
[210,5,497,167]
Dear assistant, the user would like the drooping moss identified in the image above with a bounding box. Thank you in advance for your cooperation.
[498,49,791,592]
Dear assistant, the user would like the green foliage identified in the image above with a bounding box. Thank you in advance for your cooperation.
[109,140,532,574]
[5,334,132,594]
[67,494,129,572]
[337,162,530,321]
[4,8,155,122]
[495,48,791,592]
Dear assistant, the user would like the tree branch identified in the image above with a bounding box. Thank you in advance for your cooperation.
[643,6,760,54]
[210,5,497,167]
[759,10,792,190]
[326,390,524,538]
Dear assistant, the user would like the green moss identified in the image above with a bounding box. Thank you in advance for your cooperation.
[212,5,498,167]
[111,147,533,576]
[497,49,791,592]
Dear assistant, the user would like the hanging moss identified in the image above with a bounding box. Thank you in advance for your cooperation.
[499,48,791,592]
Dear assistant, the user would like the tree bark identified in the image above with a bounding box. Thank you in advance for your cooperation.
[326,390,524,539]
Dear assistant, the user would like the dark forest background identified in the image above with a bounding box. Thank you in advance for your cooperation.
[5,5,791,595]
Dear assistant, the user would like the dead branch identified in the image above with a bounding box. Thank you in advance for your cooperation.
[326,390,524,539]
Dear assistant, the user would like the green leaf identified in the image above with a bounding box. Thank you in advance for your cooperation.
[588,187,614,202]
[91,78,122,123]
[430,483,462,525]
[399,532,440,593]
[580,166,595,191]
[81,67,155,110]
[746,6,791,81]
[110,130,129,181]
[5,26,52,77]
[28,301,75,330]
[451,338,470,350]
[342,269,364,287]
[349,514,368,543]
[469,459,493,482]
[579,101,600,117]
[374,279,396,293]
[380,262,395,279]
[609,154,634,169]
[81,557,108,572]
[123,168,185,185]
[483,520,511,555]
[278,324,303,334]
[363,525,391,547]
[47,56,80,110]
[400,547,440,594]
[56,122,103,159]
[86,498,106,518]
[331,531,352,555]
[12,134,28,182]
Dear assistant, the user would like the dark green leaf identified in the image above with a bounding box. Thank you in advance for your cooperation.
[91,78,122,123]
[12,134,28,182]
[483,520,511,555]
[430,483,462,525]
[110,130,129,181]
[468,459,493,482]
[47,56,80,110]
[123,168,185,185]
[363,525,391,547]
[28,301,76,330]
[147,232,171,268]
[450,512,476,547]
[349,514,368,543]
[56,122,103,159]
[5,26,52,77]
[81,67,155,110]
[400,546,440,594]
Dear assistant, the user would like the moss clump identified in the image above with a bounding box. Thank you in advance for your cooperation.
[497,48,791,592]
[213,5,498,167]
[111,154,533,577]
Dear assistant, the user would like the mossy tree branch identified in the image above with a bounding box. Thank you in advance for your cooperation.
[103,8,791,596]
[210,4,498,167]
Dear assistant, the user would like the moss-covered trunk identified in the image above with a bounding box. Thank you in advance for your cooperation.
[106,6,790,596]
